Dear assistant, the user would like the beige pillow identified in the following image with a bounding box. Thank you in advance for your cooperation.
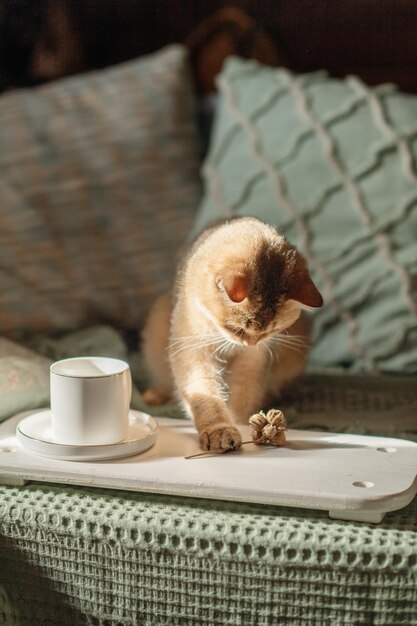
[0,45,201,335]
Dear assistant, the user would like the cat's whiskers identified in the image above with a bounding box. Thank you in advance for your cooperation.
[213,341,226,355]
[264,343,275,364]
[268,334,307,355]
[216,339,235,359]
[167,337,223,351]
[254,335,277,363]
[282,331,308,343]
[271,340,306,351]
[269,335,306,345]
[272,332,308,344]
[167,334,225,357]
[224,323,243,336]
[168,342,225,358]
[168,332,221,346]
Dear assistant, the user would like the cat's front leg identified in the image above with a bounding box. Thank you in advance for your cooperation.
[174,361,242,452]
[228,346,269,424]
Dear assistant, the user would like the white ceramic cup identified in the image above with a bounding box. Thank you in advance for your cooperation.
[50,356,132,445]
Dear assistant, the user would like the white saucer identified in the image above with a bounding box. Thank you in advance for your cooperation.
[16,409,158,461]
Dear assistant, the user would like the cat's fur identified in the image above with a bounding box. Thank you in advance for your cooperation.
[142,217,323,451]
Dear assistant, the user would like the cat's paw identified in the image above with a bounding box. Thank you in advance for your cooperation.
[199,423,242,453]
[142,388,172,406]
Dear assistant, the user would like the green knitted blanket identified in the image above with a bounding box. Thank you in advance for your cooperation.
[1,483,416,626]
[0,327,416,625]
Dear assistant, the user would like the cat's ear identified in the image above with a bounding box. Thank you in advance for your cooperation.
[290,274,323,309]
[216,272,248,304]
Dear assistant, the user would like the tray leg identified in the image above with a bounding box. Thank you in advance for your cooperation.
[0,476,28,487]
[329,509,385,524]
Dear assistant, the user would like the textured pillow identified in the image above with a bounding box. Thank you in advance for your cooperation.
[192,57,417,373]
[0,45,201,335]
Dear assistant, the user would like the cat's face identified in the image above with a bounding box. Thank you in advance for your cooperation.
[210,244,323,347]
[218,294,305,346]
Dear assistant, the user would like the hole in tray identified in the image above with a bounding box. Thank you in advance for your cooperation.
[352,480,374,489]
[376,446,397,453]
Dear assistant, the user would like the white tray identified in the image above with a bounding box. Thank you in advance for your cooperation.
[1,410,417,523]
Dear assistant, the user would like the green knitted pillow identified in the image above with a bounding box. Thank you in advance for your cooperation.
[192,58,417,373]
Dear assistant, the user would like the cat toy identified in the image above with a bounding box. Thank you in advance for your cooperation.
[248,409,287,445]
[185,409,286,458]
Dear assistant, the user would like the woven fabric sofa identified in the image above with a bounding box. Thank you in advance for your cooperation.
[1,3,417,625]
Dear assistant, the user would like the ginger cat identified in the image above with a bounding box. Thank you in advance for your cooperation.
[142,217,323,452]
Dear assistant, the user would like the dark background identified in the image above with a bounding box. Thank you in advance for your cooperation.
[1,0,417,93]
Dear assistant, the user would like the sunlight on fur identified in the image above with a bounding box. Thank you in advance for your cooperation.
[142,217,323,452]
